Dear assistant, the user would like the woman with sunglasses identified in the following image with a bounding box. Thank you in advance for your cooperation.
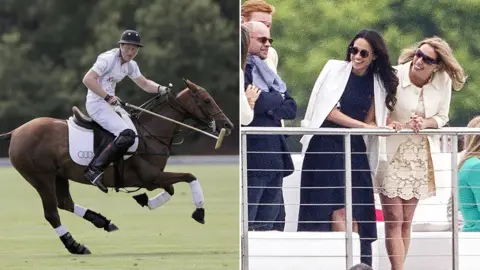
[298,29,399,266]
[376,37,466,270]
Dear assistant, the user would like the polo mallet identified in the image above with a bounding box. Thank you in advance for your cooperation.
[119,99,226,149]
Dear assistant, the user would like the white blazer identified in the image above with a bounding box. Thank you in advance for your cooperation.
[300,60,388,174]
[240,69,254,125]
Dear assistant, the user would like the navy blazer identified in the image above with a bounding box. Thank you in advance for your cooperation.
[244,62,297,178]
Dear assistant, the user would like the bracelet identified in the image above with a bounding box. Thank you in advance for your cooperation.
[104,94,112,102]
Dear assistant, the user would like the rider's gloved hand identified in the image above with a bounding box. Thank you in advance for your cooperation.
[104,94,118,105]
[157,85,167,95]
[157,83,173,95]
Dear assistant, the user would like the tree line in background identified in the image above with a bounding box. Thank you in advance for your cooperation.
[0,0,239,157]
[267,0,480,127]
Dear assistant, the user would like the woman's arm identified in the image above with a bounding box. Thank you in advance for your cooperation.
[431,78,452,128]
[240,90,254,125]
[327,107,376,128]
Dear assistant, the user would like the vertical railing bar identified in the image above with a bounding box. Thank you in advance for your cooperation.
[441,134,449,152]
[241,132,250,270]
[344,134,353,269]
[451,135,459,270]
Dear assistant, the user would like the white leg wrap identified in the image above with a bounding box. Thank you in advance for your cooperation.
[54,225,68,237]
[148,191,172,210]
[74,204,87,217]
[189,180,204,208]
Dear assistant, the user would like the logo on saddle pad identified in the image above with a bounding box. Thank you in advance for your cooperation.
[77,151,95,159]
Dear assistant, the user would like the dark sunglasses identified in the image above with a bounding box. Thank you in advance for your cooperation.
[349,46,370,58]
[255,36,273,45]
[415,49,438,65]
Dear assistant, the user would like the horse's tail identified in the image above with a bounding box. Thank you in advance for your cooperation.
[0,130,14,141]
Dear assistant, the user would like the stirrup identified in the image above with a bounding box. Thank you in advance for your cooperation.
[90,171,104,184]
[85,170,108,193]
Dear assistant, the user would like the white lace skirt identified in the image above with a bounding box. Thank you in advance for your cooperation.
[376,136,435,200]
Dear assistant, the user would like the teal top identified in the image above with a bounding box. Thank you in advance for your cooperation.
[459,156,480,232]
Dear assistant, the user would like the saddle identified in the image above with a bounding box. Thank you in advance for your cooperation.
[72,106,116,153]
[71,106,127,192]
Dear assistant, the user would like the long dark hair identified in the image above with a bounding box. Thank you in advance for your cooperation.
[345,29,398,111]
[241,25,250,71]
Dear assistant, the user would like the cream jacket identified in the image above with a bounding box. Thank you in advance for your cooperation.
[385,61,452,164]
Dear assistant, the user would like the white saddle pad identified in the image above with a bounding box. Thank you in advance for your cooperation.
[67,114,139,166]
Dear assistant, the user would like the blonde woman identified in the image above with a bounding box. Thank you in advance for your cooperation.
[376,37,466,270]
[458,116,480,232]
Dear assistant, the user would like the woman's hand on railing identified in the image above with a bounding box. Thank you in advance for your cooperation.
[362,123,379,129]
[408,114,426,133]
[387,121,403,131]
[362,123,396,137]
[374,124,397,137]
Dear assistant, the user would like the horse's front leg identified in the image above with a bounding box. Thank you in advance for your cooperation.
[131,158,205,224]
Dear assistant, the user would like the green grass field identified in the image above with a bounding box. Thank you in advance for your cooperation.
[0,164,239,270]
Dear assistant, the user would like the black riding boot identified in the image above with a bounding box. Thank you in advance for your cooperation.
[85,129,136,194]
[84,144,119,194]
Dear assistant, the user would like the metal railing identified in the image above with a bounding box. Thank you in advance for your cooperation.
[240,126,480,270]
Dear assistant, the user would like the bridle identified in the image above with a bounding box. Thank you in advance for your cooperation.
[188,89,225,133]
[128,89,223,153]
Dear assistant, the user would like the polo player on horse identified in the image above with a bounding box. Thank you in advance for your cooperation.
[83,29,168,193]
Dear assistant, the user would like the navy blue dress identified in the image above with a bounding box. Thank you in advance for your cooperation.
[297,70,377,265]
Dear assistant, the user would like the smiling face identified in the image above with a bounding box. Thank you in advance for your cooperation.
[349,38,375,76]
[247,23,271,60]
[410,44,439,81]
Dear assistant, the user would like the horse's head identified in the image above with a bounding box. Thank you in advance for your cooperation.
[174,79,233,136]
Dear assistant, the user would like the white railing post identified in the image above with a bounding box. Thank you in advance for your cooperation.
[241,132,249,270]
[344,134,354,269]
[441,134,449,152]
[451,135,459,270]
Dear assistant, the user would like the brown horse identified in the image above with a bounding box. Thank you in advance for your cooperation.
[0,79,233,254]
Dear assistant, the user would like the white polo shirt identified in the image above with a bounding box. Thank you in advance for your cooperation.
[86,48,142,102]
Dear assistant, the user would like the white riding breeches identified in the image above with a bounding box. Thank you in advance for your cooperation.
[85,101,133,137]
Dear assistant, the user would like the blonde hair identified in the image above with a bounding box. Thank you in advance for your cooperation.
[398,37,466,90]
[458,116,480,169]
[241,0,275,19]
